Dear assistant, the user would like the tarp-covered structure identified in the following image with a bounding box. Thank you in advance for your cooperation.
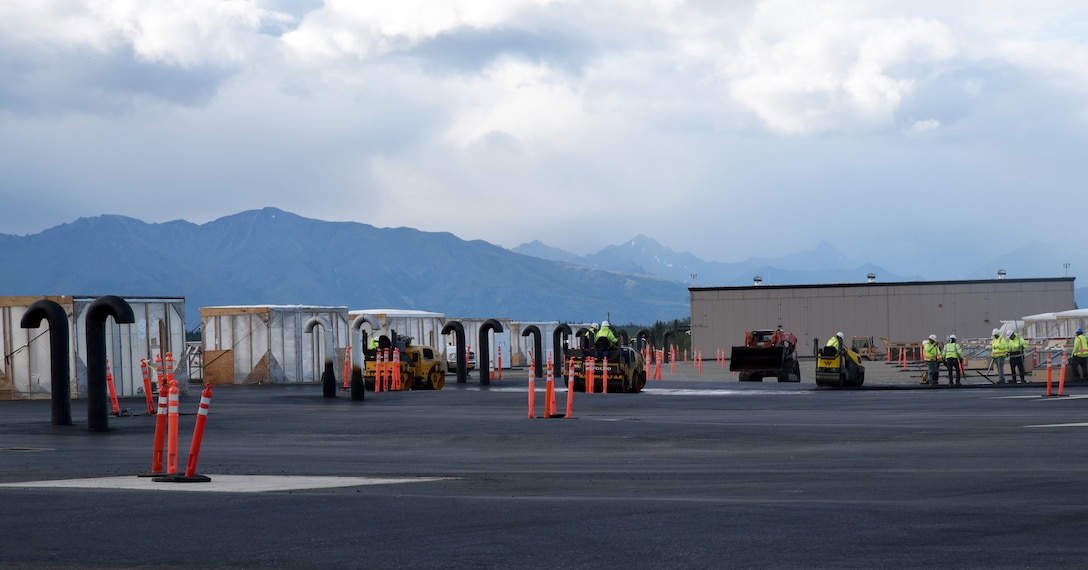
[201,305,348,385]
[1,295,187,400]
[351,309,445,350]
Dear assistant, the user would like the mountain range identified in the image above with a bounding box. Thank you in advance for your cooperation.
[0,208,1081,330]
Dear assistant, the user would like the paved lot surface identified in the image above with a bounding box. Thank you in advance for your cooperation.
[2,358,1087,569]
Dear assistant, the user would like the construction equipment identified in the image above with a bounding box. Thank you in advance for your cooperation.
[851,336,885,360]
[564,343,647,393]
[364,334,447,391]
[815,344,865,388]
[728,329,801,382]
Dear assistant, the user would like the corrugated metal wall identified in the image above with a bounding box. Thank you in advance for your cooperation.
[691,278,1076,357]
[2,296,187,400]
[201,306,349,384]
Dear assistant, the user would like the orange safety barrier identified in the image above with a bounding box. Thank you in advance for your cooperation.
[142,380,171,476]
[375,350,385,393]
[140,358,154,415]
[343,347,351,390]
[602,356,609,394]
[105,359,120,416]
[166,380,180,475]
[587,357,596,393]
[527,359,536,419]
[392,348,402,391]
[565,357,575,418]
[654,350,663,381]
[670,347,675,375]
[497,346,503,380]
[1046,359,1054,396]
[155,353,165,388]
[166,352,175,384]
[1057,352,1068,396]
[183,384,213,480]
[544,359,556,416]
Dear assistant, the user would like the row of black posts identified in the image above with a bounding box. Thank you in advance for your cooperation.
[20,295,135,431]
[23,298,680,427]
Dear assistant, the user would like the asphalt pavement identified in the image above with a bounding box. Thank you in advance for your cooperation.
[2,358,1087,569]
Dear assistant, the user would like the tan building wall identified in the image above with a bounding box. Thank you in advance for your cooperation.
[690,278,1076,357]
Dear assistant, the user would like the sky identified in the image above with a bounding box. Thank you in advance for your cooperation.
[2,0,1087,276]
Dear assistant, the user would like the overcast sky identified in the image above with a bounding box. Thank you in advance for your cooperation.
[2,1,1086,275]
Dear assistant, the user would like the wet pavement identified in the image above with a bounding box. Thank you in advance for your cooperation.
[2,361,1087,569]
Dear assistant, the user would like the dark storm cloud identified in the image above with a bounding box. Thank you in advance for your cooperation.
[0,46,231,115]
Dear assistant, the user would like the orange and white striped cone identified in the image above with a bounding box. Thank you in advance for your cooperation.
[528,360,536,419]
[393,348,402,391]
[541,363,552,415]
[166,381,180,475]
[139,381,171,477]
[565,357,575,419]
[141,358,154,415]
[157,384,214,483]
[105,359,120,416]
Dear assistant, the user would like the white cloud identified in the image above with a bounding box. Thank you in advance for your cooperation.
[282,0,566,62]
[724,1,957,135]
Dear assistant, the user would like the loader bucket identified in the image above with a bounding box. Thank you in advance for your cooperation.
[728,346,788,372]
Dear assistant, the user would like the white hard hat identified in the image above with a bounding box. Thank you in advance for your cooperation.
[949,334,956,340]
[601,320,609,327]
[836,331,843,338]
[929,334,937,341]
[992,328,1000,336]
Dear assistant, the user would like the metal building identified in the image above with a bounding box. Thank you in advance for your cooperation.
[1,295,187,400]
[200,305,349,385]
[689,277,1076,357]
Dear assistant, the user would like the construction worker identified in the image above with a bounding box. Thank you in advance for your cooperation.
[594,320,618,359]
[991,328,1008,384]
[583,324,599,350]
[826,331,845,352]
[943,334,964,386]
[367,335,380,357]
[1071,328,1088,382]
[1007,331,1028,384]
[923,334,942,386]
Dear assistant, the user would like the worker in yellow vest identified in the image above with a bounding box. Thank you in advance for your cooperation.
[991,328,1009,384]
[943,334,963,386]
[1007,331,1028,384]
[923,334,942,386]
[1072,328,1088,382]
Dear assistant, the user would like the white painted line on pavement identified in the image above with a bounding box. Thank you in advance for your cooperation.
[642,388,811,396]
[1025,422,1088,428]
[0,475,452,493]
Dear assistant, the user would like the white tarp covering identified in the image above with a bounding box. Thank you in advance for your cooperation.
[1055,309,1088,338]
[1,296,186,400]
[201,305,349,384]
[1022,312,1060,339]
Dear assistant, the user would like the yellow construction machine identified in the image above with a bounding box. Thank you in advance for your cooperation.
[364,335,446,391]
[815,343,865,388]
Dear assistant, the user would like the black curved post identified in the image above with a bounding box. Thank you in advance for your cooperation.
[575,327,590,350]
[521,325,543,378]
[619,329,630,346]
[305,316,337,398]
[441,321,468,384]
[20,299,72,426]
[85,296,135,432]
[552,324,572,379]
[663,331,675,363]
[349,314,370,401]
[478,319,504,386]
